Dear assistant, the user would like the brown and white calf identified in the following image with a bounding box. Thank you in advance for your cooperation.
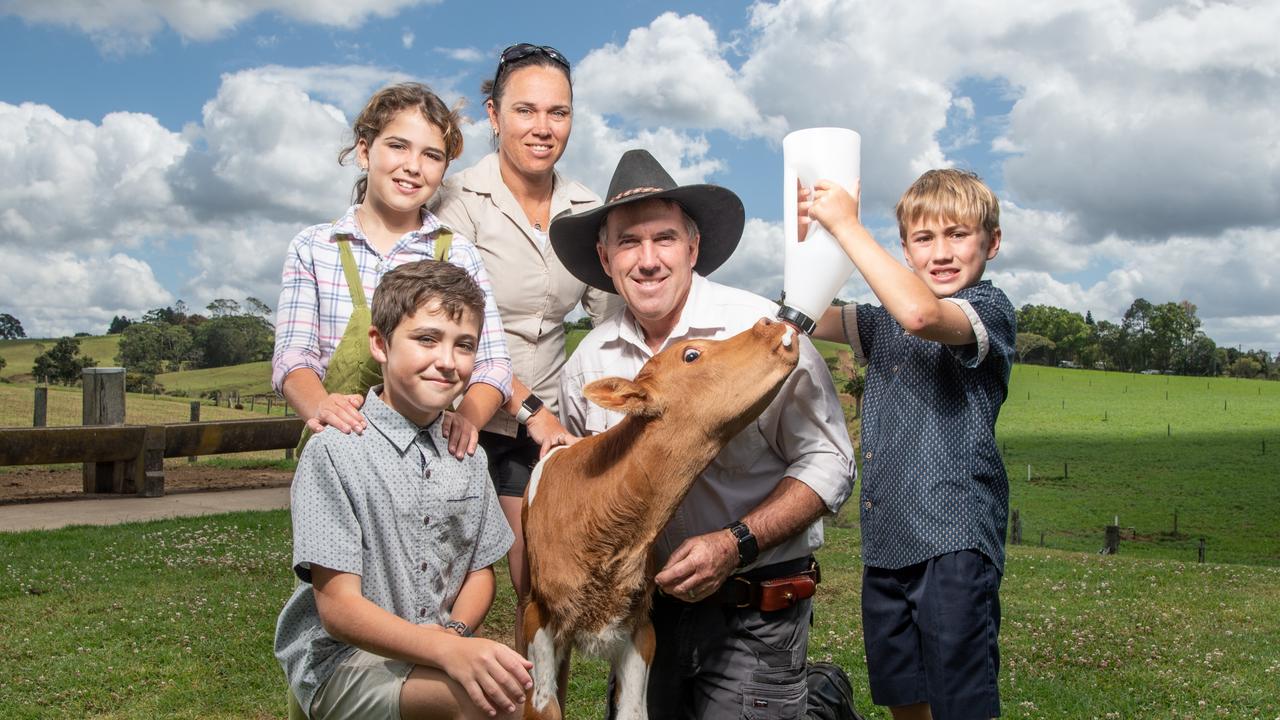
[520,317,800,720]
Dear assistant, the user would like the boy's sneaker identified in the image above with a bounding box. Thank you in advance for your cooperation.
[805,661,865,720]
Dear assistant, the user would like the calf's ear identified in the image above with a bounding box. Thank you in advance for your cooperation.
[584,377,662,417]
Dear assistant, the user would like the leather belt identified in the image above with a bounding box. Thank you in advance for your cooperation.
[703,556,821,612]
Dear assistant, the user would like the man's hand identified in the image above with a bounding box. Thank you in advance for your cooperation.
[654,529,739,602]
[438,636,533,717]
[441,411,480,460]
[307,392,366,434]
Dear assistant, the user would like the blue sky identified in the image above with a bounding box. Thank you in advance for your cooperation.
[1,0,1277,355]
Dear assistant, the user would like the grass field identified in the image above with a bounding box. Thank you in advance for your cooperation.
[999,367,1280,566]
[155,361,274,397]
[1,510,1276,719]
[0,335,122,381]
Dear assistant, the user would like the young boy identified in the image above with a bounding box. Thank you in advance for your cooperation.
[802,169,1015,720]
[275,260,532,720]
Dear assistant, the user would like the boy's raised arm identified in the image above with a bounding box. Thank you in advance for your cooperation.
[310,565,532,716]
[802,180,977,345]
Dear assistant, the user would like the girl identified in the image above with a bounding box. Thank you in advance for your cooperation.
[273,83,513,457]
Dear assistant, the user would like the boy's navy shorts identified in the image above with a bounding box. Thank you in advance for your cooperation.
[862,549,1002,719]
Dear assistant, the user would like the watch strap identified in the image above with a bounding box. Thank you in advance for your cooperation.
[515,394,544,425]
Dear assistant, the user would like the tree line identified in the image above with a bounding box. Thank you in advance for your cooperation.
[1015,298,1276,379]
[8,299,274,391]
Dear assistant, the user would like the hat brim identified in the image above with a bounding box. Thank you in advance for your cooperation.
[550,185,745,293]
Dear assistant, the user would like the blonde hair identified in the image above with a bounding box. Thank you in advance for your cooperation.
[339,83,465,204]
[895,169,1000,241]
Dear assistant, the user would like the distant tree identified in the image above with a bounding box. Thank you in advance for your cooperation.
[563,316,593,333]
[192,315,272,367]
[107,315,135,334]
[206,298,242,318]
[0,313,26,339]
[32,337,96,385]
[0,355,6,372]
[1121,298,1155,370]
[1147,301,1200,372]
[832,350,865,417]
[1017,304,1088,364]
[1229,356,1262,379]
[1174,333,1217,376]
[244,297,273,319]
[74,331,91,337]
[117,323,194,375]
[1015,333,1056,364]
[1084,310,1095,326]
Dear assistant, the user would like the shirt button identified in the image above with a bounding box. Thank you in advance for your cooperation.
[864,500,873,510]
[424,468,432,479]
[423,516,430,526]
[892,365,899,373]
[420,562,429,571]
[864,451,872,460]
[419,608,427,618]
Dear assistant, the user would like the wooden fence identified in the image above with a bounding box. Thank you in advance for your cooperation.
[0,417,304,497]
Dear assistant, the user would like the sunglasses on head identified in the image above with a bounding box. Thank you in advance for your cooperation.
[495,43,570,83]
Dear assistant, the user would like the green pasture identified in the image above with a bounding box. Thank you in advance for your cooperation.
[1,510,1276,719]
[999,367,1280,566]
[0,335,122,381]
[155,361,274,397]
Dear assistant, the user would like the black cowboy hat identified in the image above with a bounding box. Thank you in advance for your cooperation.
[549,149,745,293]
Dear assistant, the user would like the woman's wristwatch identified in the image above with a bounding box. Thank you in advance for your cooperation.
[444,620,471,637]
[515,394,544,425]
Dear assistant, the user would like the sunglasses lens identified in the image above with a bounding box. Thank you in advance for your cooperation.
[498,43,570,71]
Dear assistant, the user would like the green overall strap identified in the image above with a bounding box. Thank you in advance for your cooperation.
[336,236,367,308]
[434,229,452,262]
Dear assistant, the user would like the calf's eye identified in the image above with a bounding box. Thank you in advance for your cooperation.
[682,348,701,363]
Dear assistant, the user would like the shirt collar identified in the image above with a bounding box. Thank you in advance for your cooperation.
[362,386,444,455]
[462,152,596,213]
[327,204,444,245]
[607,274,725,356]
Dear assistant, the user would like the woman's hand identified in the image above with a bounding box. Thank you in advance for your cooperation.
[307,392,366,434]
[525,410,578,458]
[442,410,480,460]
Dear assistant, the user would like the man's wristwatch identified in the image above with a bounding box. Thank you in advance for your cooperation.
[515,394,544,425]
[724,520,759,569]
[444,620,471,637]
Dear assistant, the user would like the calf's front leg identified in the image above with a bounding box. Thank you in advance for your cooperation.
[611,620,656,720]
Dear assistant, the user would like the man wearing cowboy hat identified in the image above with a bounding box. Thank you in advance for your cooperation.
[552,149,855,718]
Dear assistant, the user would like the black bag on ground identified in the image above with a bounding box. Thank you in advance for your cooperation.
[805,661,865,720]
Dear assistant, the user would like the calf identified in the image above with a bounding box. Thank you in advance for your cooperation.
[521,317,800,720]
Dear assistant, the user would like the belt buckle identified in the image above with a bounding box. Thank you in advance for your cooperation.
[731,576,754,608]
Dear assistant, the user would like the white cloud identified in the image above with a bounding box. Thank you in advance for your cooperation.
[0,250,172,338]
[438,46,484,63]
[0,102,187,253]
[575,12,786,139]
[2,0,437,46]
[401,30,414,50]
[736,0,1280,242]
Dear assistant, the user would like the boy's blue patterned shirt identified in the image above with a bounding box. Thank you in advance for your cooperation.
[843,280,1016,572]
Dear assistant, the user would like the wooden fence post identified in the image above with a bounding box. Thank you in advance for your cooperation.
[1010,509,1022,545]
[1198,538,1206,563]
[82,367,127,493]
[33,386,47,427]
[1103,525,1120,555]
[140,426,166,497]
[188,401,200,463]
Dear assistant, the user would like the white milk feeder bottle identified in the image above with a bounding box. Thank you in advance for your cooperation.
[776,127,861,335]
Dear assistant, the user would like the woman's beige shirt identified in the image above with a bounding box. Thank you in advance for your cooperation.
[435,152,621,436]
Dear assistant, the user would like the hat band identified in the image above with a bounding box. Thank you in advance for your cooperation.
[608,186,666,203]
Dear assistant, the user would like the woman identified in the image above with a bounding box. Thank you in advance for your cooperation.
[435,43,620,645]
[273,82,512,458]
